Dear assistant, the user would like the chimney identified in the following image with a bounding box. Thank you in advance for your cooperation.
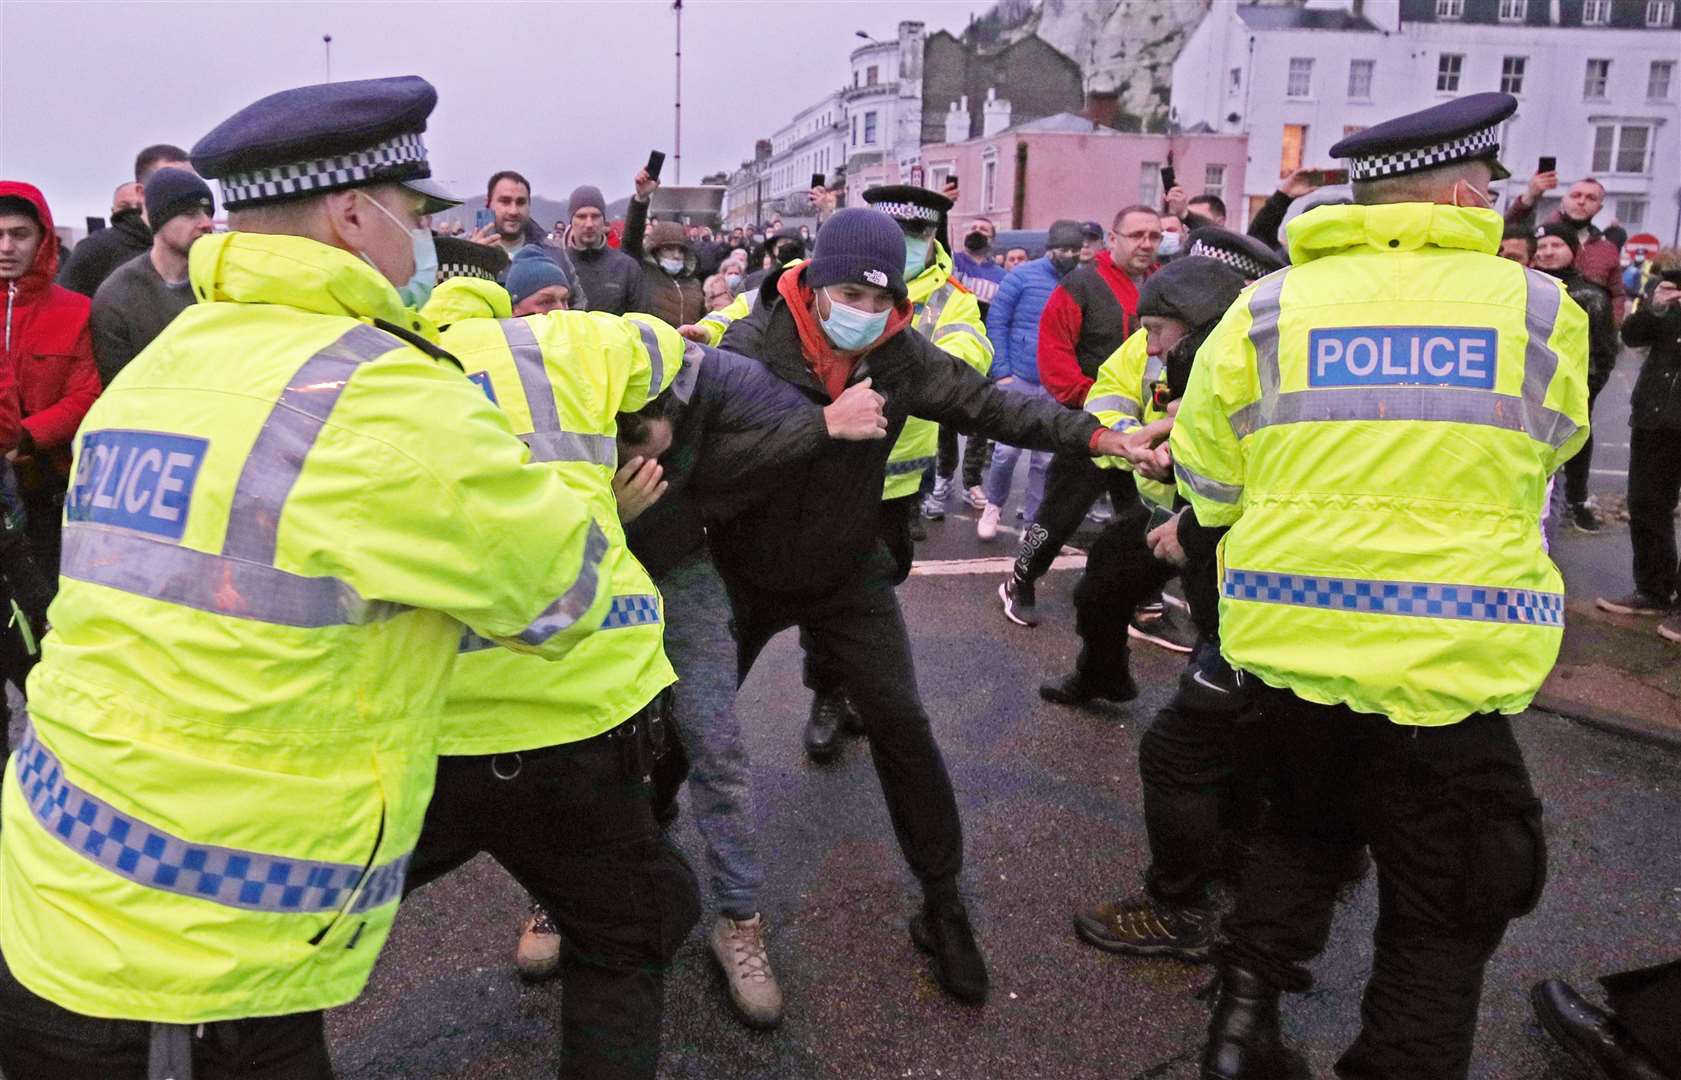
[1084,87,1122,131]
[945,97,972,143]
[981,86,1012,137]
[754,139,772,164]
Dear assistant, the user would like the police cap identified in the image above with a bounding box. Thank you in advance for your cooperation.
[192,75,461,213]
[433,236,510,283]
[1185,227,1284,281]
[1329,92,1517,183]
[862,184,952,227]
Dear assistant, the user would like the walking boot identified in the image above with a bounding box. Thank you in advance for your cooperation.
[909,899,989,1004]
[1039,646,1137,706]
[1201,965,1307,1080]
[1074,890,1215,962]
[514,901,563,982]
[804,691,846,763]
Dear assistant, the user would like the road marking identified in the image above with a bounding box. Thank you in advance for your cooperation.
[1591,469,1628,477]
[910,554,1088,576]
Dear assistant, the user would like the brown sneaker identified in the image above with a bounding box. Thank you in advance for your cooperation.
[1073,890,1215,962]
[514,902,562,982]
[710,913,784,1029]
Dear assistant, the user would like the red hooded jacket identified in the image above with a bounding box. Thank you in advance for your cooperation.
[0,182,100,476]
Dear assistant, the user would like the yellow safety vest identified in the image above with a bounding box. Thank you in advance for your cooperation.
[1,233,613,1024]
[1171,203,1591,725]
[883,244,994,500]
[426,281,686,755]
[1085,330,1175,508]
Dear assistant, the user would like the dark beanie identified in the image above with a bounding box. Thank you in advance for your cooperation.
[1536,220,1580,258]
[505,245,574,305]
[568,185,606,219]
[1046,219,1084,250]
[143,167,214,229]
[805,208,907,302]
[1136,256,1246,332]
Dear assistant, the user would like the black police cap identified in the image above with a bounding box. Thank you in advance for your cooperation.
[1330,92,1517,183]
[863,184,953,224]
[191,75,459,212]
[1185,226,1284,281]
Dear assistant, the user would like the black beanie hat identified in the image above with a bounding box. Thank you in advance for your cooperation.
[1046,219,1084,250]
[1136,256,1247,332]
[805,208,907,303]
[1535,220,1580,258]
[143,167,214,230]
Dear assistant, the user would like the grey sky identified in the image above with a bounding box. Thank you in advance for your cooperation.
[0,0,989,223]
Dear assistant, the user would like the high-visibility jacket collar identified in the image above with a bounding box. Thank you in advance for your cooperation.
[420,275,513,326]
[1286,203,1503,266]
[188,231,433,339]
[907,241,953,306]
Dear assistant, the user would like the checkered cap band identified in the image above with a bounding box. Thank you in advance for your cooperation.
[217,132,429,208]
[870,200,942,224]
[439,261,498,282]
[1187,241,1270,280]
[1346,125,1500,181]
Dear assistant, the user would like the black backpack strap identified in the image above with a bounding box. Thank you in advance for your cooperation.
[373,318,464,371]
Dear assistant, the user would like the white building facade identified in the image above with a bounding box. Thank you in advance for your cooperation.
[1172,0,1681,242]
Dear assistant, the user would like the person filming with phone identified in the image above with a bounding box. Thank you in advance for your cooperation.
[1506,162,1627,319]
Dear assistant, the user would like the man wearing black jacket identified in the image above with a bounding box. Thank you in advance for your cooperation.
[56,144,190,297]
[715,208,1145,1004]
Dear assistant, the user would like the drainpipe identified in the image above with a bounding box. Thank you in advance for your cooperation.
[1012,141,1028,229]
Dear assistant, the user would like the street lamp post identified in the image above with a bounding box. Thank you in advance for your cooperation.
[323,34,332,82]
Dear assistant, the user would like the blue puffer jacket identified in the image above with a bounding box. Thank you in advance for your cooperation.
[985,256,1065,382]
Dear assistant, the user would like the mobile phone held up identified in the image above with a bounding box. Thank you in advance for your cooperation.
[474,207,494,231]
[1159,166,1176,195]
[811,172,826,191]
[646,150,666,183]
[1538,156,1557,175]
[1302,167,1350,187]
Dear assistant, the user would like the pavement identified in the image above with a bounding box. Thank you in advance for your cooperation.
[328,347,1681,1080]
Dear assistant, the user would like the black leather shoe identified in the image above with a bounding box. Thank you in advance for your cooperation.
[1201,966,1308,1080]
[910,901,989,1004]
[1039,669,1138,706]
[804,692,845,763]
[839,692,866,735]
[1531,979,1671,1080]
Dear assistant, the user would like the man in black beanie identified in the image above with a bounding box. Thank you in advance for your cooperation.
[58,143,192,296]
[564,183,644,315]
[712,207,1151,1005]
[1534,220,1617,532]
[89,166,215,385]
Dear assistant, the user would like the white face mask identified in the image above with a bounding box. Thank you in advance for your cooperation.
[1157,232,1183,257]
[659,256,685,275]
[355,191,436,309]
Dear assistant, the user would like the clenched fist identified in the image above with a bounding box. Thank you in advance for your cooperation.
[824,378,889,441]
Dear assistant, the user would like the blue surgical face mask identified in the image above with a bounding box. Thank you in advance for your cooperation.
[904,236,929,279]
[659,256,685,275]
[1157,231,1183,257]
[724,272,742,288]
[819,288,890,352]
[357,191,436,309]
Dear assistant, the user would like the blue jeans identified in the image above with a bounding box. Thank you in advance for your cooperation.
[982,379,1051,520]
[658,553,762,918]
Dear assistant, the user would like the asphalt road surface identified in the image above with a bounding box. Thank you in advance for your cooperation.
[331,364,1681,1079]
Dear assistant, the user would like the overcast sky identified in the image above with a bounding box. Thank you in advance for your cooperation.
[0,0,990,222]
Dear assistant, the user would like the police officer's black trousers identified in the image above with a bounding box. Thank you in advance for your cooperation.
[1220,688,1546,1080]
[1014,450,1147,586]
[404,704,701,1080]
[727,550,966,901]
[0,947,332,1079]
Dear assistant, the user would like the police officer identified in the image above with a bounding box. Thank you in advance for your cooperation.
[407,268,698,1080]
[1170,92,1589,1078]
[0,76,619,1078]
[797,183,995,761]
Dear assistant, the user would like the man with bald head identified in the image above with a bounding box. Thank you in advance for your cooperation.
[1506,171,1627,319]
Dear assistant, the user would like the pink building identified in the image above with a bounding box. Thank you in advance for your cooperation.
[895,113,1250,234]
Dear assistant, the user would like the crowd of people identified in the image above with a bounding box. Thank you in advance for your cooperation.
[0,72,1678,1080]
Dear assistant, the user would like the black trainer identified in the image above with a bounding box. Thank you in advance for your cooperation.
[1569,501,1602,533]
[1201,966,1309,1080]
[999,576,1039,627]
[1130,605,1196,653]
[1039,668,1138,707]
[1073,891,1215,962]
[803,692,845,763]
[910,901,989,1004]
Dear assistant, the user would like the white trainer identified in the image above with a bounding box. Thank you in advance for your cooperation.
[977,503,1002,541]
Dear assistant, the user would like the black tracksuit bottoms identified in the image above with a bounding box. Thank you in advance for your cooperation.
[1220,689,1546,1080]
[725,548,965,901]
[1014,450,1148,586]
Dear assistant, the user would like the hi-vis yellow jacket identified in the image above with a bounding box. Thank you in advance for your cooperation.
[1085,330,1174,508]
[883,243,994,499]
[1,233,613,1024]
[424,279,686,755]
[1171,203,1590,725]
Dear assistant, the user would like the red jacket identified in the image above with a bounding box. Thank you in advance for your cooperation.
[0,182,100,477]
[1035,250,1146,406]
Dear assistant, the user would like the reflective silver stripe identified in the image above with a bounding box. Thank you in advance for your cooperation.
[1085,393,1140,418]
[222,323,395,564]
[516,521,610,646]
[1230,386,1578,447]
[62,523,406,627]
[1520,270,1581,448]
[1175,460,1243,504]
[935,321,993,355]
[885,455,935,477]
[1140,356,1165,407]
[632,319,665,400]
[700,311,732,328]
[13,722,409,914]
[499,318,564,438]
[1223,568,1564,627]
[670,343,704,404]
[524,431,617,466]
[1230,273,1287,436]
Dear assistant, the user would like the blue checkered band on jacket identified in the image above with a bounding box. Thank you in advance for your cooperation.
[870,201,942,224]
[1187,241,1269,281]
[600,594,661,629]
[885,455,935,476]
[217,132,429,208]
[1346,126,1500,181]
[13,723,410,914]
[1223,570,1564,626]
